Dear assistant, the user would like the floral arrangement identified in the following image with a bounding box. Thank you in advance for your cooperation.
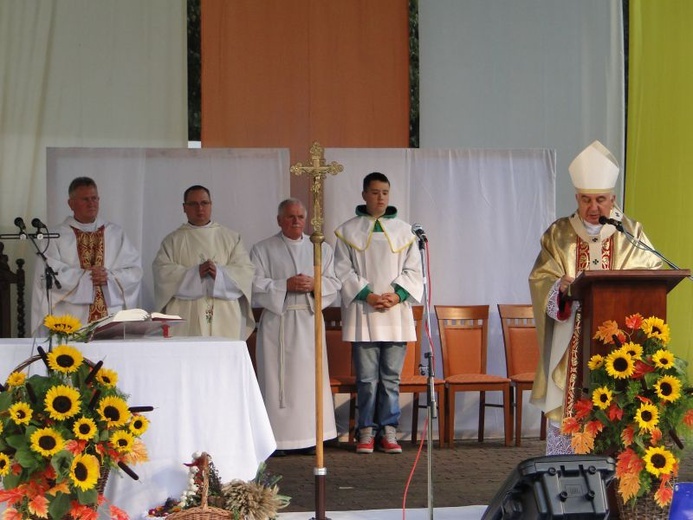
[0,314,150,520]
[562,314,693,509]
[148,453,290,520]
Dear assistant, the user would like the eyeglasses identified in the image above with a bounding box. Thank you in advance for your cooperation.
[184,201,211,208]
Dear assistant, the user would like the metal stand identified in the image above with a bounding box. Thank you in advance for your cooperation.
[417,234,437,520]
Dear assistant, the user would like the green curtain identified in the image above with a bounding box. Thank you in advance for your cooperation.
[626,0,693,374]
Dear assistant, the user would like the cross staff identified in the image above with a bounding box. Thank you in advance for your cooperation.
[290,142,342,520]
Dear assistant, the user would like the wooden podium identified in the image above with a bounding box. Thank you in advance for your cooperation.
[569,269,690,391]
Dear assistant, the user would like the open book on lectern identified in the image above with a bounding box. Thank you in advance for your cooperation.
[88,308,183,340]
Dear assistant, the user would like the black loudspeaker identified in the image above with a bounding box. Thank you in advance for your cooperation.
[481,455,616,520]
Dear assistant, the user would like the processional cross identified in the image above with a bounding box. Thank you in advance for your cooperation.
[290,142,342,520]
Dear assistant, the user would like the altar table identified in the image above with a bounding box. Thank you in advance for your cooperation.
[0,337,277,517]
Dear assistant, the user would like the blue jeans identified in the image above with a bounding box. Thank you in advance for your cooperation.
[352,341,407,431]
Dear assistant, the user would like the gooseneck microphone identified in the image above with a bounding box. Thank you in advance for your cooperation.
[598,215,624,231]
[411,223,428,242]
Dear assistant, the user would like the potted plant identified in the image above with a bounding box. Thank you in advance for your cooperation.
[0,315,150,520]
[562,313,693,518]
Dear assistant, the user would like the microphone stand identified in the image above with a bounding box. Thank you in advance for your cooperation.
[26,228,61,346]
[615,226,693,282]
[416,235,436,520]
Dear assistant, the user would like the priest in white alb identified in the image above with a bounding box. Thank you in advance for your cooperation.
[30,177,142,335]
[250,198,341,454]
[152,185,255,340]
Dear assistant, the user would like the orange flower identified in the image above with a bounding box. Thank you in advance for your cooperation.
[625,313,644,330]
[594,320,622,344]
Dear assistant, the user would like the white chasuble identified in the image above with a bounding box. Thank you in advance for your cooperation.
[153,222,255,340]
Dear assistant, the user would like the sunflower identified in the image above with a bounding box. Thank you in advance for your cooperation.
[70,453,101,491]
[642,316,671,346]
[47,345,84,374]
[44,314,82,335]
[6,371,26,387]
[30,427,65,457]
[588,354,605,371]
[96,368,119,388]
[605,349,635,379]
[621,342,643,360]
[635,402,660,432]
[73,417,98,440]
[97,396,131,428]
[9,401,33,425]
[0,452,10,477]
[655,375,682,403]
[129,414,150,436]
[592,386,613,410]
[644,445,676,477]
[110,430,135,453]
[652,349,675,370]
[45,385,81,420]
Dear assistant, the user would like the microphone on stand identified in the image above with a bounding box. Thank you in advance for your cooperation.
[411,223,428,243]
[598,215,624,231]
[32,218,47,240]
[14,217,27,238]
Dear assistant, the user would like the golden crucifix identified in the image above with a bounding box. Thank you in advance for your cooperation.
[290,141,342,520]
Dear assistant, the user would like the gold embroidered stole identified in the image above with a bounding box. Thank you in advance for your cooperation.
[72,226,107,321]
[563,234,614,417]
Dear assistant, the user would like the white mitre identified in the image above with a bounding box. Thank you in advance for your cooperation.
[568,140,619,193]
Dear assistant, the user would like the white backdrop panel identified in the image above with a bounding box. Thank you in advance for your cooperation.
[46,147,290,312]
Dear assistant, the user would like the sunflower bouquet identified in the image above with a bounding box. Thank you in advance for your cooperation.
[561,313,693,509]
[0,314,150,520]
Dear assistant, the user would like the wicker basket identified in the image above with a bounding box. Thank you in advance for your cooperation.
[617,492,670,520]
[167,453,232,520]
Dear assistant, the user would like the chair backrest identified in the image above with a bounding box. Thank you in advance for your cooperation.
[497,304,540,378]
[402,306,424,377]
[324,307,354,379]
[0,241,26,338]
[435,305,489,377]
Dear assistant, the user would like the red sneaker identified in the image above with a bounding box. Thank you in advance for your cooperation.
[378,426,402,454]
[356,427,375,454]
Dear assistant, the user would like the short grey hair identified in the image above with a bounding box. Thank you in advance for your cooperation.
[277,198,306,216]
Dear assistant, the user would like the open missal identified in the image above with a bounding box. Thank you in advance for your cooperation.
[89,309,183,340]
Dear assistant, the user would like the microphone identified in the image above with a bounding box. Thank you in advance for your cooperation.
[14,217,26,232]
[598,216,624,230]
[31,217,47,230]
[411,223,428,242]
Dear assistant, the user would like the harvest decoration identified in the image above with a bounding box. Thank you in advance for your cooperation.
[562,313,693,509]
[0,314,151,520]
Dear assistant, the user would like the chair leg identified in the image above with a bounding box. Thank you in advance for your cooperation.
[515,388,523,447]
[503,385,512,447]
[509,385,516,446]
[411,392,419,444]
[540,411,547,440]
[446,389,455,448]
[478,391,486,443]
[436,387,445,449]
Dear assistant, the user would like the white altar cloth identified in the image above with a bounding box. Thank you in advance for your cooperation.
[0,337,276,517]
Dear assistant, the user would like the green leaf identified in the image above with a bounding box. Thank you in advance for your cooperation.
[5,433,29,450]
[49,492,71,520]
[15,445,42,471]
[51,450,74,479]
[77,486,98,505]
[0,390,13,409]
[3,472,21,489]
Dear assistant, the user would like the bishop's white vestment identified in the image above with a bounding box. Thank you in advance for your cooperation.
[30,217,142,335]
[250,232,340,450]
[153,222,255,340]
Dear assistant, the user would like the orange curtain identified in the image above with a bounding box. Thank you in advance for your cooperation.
[201,0,410,197]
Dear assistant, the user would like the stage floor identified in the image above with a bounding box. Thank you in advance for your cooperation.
[279,505,487,519]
